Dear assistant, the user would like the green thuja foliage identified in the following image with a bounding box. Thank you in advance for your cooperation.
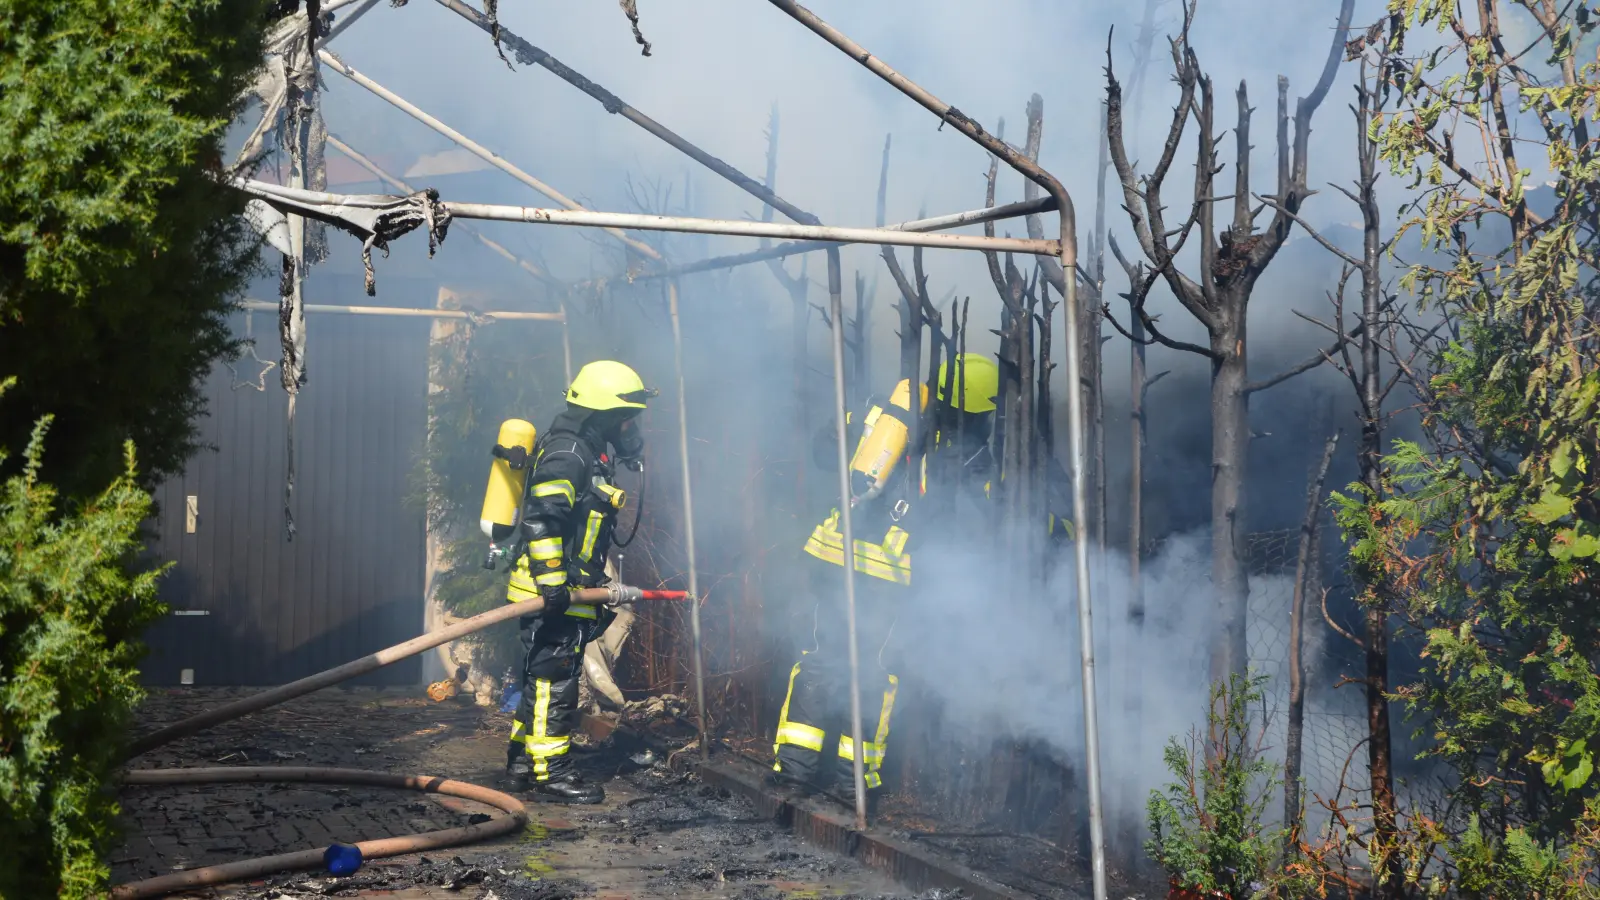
[0,379,168,899]
[1451,801,1600,900]
[1147,673,1317,900]
[0,0,273,499]
[416,314,565,679]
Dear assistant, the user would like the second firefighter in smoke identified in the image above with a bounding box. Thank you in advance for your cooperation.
[772,353,1016,807]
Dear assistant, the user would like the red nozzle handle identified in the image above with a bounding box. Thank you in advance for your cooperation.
[572,585,693,605]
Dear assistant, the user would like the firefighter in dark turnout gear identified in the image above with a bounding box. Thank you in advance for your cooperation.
[772,355,1001,804]
[505,360,657,803]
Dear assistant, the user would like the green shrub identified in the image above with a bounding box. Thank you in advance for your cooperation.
[1449,801,1600,900]
[1146,672,1314,900]
[0,0,271,499]
[0,378,168,899]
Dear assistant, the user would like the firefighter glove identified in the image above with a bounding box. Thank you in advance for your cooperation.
[494,443,530,470]
[540,585,571,617]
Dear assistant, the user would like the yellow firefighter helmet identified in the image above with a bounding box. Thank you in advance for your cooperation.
[566,360,655,411]
[936,353,1000,413]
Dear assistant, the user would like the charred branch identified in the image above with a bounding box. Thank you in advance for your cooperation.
[436,0,816,223]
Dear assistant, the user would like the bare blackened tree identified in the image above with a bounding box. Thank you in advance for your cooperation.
[1006,98,1105,550]
[1122,0,1169,619]
[982,120,1048,538]
[1102,0,1356,680]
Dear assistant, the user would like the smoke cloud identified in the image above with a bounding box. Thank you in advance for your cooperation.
[260,0,1424,849]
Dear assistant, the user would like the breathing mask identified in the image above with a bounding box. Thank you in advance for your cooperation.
[611,413,645,470]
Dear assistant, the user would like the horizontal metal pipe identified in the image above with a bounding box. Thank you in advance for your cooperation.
[239,299,563,322]
[446,203,1059,255]
[637,195,1059,280]
[111,767,526,899]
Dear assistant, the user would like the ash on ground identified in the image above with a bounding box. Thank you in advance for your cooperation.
[114,688,931,899]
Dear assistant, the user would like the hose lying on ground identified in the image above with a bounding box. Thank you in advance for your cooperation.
[111,767,527,900]
[113,584,691,898]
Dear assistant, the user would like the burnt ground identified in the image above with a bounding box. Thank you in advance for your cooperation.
[117,687,943,900]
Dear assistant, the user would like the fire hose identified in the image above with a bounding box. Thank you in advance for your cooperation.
[113,584,692,899]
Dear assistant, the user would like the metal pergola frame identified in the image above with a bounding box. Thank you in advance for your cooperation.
[248,3,1106,894]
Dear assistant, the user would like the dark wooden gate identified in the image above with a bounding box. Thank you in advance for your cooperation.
[141,281,433,687]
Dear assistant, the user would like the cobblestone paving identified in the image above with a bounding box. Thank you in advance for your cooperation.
[114,687,925,899]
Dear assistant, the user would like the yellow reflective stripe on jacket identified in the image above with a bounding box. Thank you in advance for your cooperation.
[802,511,911,585]
[528,537,563,560]
[507,554,540,601]
[532,479,576,505]
[579,510,604,561]
[564,603,598,620]
[535,569,568,587]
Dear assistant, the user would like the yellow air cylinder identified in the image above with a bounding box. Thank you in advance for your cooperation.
[848,380,928,501]
[480,418,538,541]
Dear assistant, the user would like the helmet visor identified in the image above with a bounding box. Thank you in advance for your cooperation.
[618,387,659,406]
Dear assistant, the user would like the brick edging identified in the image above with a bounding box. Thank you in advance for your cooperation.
[580,712,1078,899]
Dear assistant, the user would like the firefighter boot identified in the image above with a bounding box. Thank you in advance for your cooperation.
[533,773,605,805]
[506,746,531,791]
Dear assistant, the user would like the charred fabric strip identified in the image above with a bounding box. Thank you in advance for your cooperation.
[618,0,650,55]
[110,767,526,900]
[237,179,452,295]
[124,586,686,759]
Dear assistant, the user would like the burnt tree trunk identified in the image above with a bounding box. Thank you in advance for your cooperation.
[1105,0,1354,682]
[1125,0,1163,617]
[1208,316,1251,682]
[759,104,811,506]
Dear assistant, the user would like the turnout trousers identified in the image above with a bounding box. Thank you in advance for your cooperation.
[772,564,901,792]
[507,605,605,781]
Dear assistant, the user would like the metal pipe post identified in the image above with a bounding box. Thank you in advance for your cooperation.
[668,280,710,761]
[1063,218,1107,900]
[825,247,869,831]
